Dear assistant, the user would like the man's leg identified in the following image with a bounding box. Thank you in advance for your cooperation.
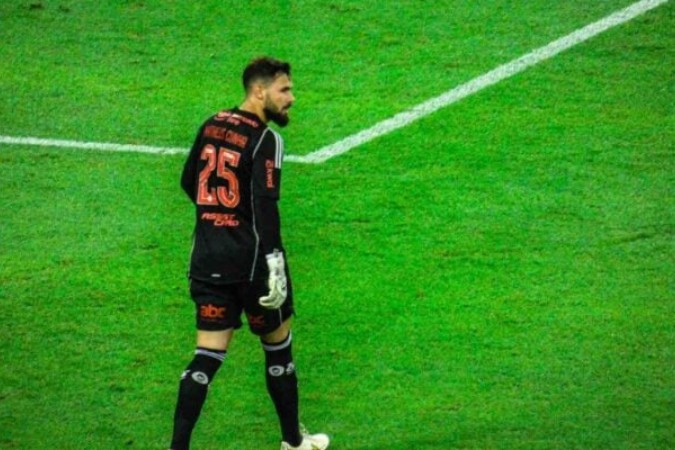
[170,329,233,450]
[261,320,330,449]
[261,319,303,446]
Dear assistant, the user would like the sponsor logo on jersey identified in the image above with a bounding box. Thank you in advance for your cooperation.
[201,212,240,227]
[214,111,259,128]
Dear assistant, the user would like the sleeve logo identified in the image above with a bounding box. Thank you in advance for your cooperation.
[265,159,275,189]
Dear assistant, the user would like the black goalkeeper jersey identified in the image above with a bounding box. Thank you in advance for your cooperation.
[181,108,284,284]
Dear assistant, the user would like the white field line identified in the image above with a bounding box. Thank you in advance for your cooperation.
[0,135,186,155]
[300,0,669,163]
[0,0,668,163]
[0,134,308,162]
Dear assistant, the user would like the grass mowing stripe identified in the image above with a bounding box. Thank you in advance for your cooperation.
[0,0,668,164]
[301,0,671,163]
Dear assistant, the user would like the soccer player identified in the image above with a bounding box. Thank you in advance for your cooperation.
[169,57,329,450]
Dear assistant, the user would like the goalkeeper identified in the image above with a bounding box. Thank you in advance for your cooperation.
[169,57,329,450]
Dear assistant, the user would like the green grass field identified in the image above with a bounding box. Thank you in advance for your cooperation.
[1,1,673,449]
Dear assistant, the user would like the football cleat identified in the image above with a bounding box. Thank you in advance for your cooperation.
[280,425,329,450]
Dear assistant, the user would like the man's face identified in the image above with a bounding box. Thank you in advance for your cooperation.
[262,74,295,127]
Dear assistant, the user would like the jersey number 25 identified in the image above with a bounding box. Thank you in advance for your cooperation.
[197,144,241,208]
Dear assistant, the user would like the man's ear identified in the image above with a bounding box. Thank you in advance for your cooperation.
[253,83,265,101]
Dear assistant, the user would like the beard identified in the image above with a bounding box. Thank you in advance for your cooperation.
[263,101,290,127]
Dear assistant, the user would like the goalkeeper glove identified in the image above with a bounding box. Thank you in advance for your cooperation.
[259,250,287,309]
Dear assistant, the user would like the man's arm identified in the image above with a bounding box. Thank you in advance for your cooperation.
[254,196,283,255]
[253,129,287,309]
[252,128,285,252]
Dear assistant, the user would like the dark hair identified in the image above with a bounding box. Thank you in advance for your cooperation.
[242,57,291,92]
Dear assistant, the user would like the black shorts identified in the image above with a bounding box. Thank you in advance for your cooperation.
[189,277,294,336]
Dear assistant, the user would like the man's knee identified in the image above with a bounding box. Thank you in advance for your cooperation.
[261,318,292,345]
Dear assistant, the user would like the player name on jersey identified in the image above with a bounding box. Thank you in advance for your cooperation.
[203,125,249,149]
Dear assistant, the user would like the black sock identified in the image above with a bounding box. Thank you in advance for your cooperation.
[262,333,302,446]
[170,348,226,450]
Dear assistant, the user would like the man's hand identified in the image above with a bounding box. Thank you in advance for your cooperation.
[259,250,287,309]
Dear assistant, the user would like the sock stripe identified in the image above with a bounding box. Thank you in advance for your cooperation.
[262,332,292,352]
[195,348,227,362]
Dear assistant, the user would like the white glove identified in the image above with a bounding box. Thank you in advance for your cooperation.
[259,250,288,309]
